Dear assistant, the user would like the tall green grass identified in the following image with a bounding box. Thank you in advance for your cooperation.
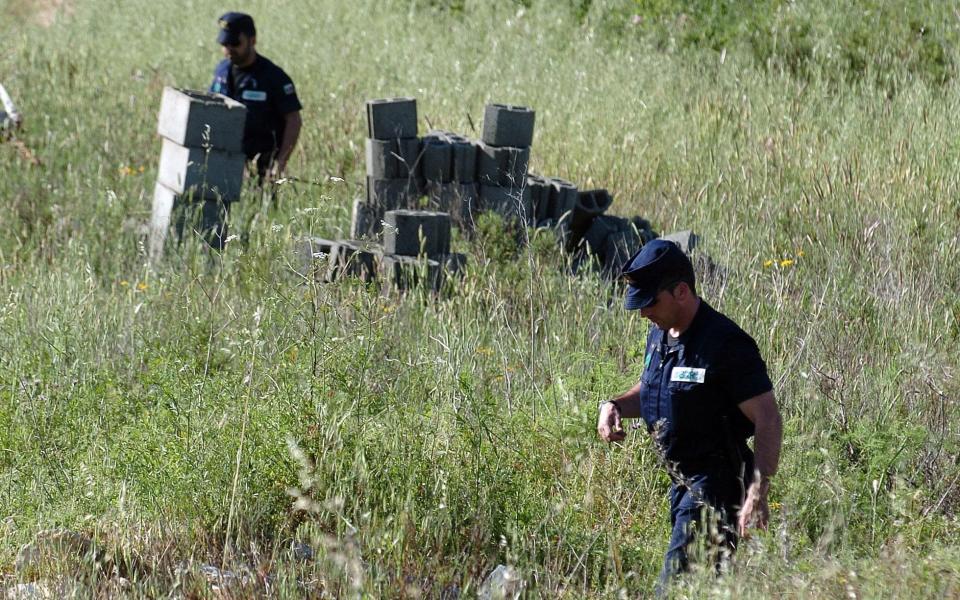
[2,0,960,596]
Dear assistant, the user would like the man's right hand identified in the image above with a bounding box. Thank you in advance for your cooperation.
[597,401,626,442]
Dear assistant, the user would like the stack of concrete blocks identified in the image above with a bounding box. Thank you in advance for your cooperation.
[151,87,246,257]
[476,104,535,224]
[380,209,467,292]
[420,130,479,230]
[354,98,422,239]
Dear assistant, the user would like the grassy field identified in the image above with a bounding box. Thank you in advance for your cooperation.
[2,0,960,596]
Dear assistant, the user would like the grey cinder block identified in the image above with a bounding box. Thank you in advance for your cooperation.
[568,188,613,241]
[367,177,420,210]
[526,174,552,223]
[452,139,476,183]
[547,178,577,220]
[383,210,452,257]
[422,138,453,183]
[380,254,443,292]
[157,87,246,152]
[479,184,533,223]
[365,137,421,179]
[603,228,641,276]
[157,138,245,201]
[350,197,378,239]
[660,230,699,254]
[150,181,231,259]
[481,103,535,148]
[294,236,336,282]
[582,214,622,256]
[366,97,418,140]
[476,143,529,186]
[327,240,380,282]
[425,182,479,229]
[443,252,468,277]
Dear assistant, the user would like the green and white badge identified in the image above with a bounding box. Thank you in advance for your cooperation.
[671,367,705,384]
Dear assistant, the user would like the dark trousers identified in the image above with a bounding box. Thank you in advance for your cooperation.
[655,463,752,597]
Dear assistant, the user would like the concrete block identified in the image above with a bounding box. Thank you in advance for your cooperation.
[547,178,577,220]
[582,214,622,255]
[350,197,378,239]
[660,230,699,254]
[424,182,479,230]
[568,188,613,245]
[452,139,477,183]
[443,252,468,278]
[157,138,245,201]
[294,236,336,282]
[383,210,451,257]
[367,177,420,210]
[481,103,535,148]
[366,97,418,140]
[157,87,246,152]
[602,227,641,276]
[380,254,445,292]
[421,138,453,183]
[149,181,231,259]
[327,240,380,282]
[526,174,551,223]
[476,143,529,186]
[365,137,421,179]
[479,184,533,223]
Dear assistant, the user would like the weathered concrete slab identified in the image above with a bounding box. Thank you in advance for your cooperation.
[476,143,529,187]
[659,230,699,254]
[150,181,231,258]
[157,138,245,201]
[157,87,246,152]
[366,97,418,140]
[383,209,451,257]
[481,103,535,148]
[479,184,533,223]
[327,240,380,282]
[293,236,336,282]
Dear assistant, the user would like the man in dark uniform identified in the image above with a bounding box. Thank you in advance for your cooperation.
[597,239,783,596]
[210,12,302,183]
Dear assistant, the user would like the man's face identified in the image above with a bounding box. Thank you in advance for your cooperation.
[222,33,256,67]
[638,286,682,330]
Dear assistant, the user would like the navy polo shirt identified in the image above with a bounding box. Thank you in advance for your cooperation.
[638,300,772,474]
[210,54,302,160]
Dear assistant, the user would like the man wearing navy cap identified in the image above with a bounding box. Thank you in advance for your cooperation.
[597,239,783,595]
[210,12,302,183]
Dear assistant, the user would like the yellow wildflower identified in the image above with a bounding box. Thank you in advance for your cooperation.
[780,259,795,268]
[763,259,774,268]
[120,280,129,287]
[136,282,148,291]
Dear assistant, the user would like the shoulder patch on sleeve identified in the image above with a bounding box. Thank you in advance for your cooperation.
[283,83,295,95]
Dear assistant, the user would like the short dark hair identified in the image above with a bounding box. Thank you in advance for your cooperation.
[657,267,696,297]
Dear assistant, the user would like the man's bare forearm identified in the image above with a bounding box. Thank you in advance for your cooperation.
[610,380,643,418]
[276,111,302,170]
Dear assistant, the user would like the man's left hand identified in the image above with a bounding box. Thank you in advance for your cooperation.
[738,480,770,537]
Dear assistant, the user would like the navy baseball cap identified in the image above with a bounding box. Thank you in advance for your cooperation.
[217,12,256,45]
[621,239,694,310]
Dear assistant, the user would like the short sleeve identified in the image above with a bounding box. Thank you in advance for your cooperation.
[271,69,302,115]
[713,332,773,407]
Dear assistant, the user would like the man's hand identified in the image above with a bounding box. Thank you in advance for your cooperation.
[738,479,770,537]
[597,401,625,442]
